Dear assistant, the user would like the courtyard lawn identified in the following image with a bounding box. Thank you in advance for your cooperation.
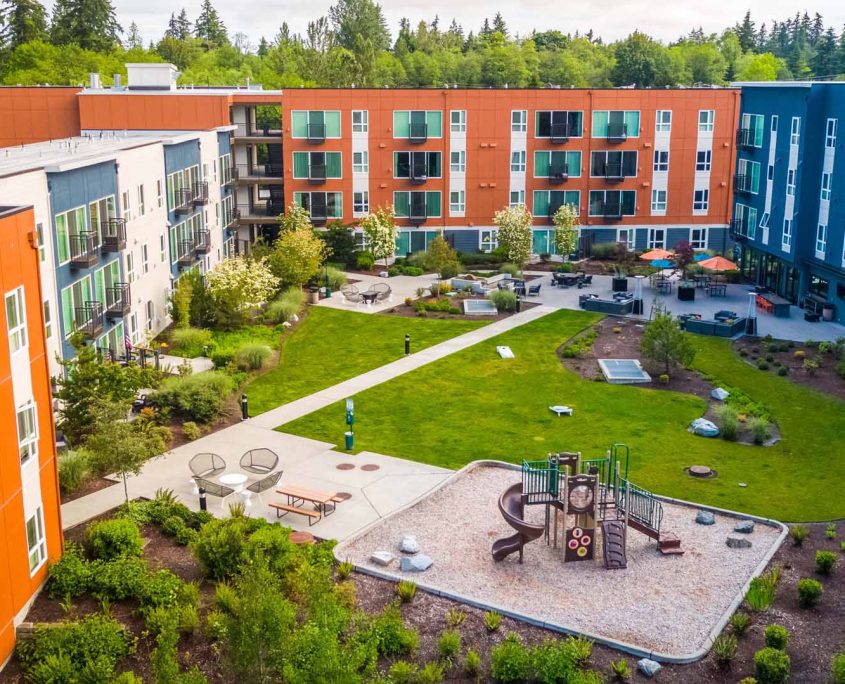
[281,308,845,522]
[244,307,488,415]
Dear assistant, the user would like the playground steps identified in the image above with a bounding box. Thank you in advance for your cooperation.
[657,533,684,556]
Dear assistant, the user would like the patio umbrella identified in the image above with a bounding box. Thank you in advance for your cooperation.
[693,253,711,262]
[699,256,738,271]
[650,259,674,269]
[639,248,673,261]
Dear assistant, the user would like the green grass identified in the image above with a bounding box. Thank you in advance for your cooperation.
[168,325,284,358]
[281,309,845,521]
[244,307,487,415]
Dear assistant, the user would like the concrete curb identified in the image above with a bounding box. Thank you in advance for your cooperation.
[334,459,788,664]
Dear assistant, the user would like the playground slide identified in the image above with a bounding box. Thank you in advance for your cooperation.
[492,483,545,563]
[601,520,627,570]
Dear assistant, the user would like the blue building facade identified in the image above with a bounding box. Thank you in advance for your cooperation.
[163,139,206,280]
[733,83,845,324]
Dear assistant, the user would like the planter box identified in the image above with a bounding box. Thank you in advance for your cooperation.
[677,286,695,302]
[611,277,628,292]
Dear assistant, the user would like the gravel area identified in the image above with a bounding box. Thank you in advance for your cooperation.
[336,463,785,660]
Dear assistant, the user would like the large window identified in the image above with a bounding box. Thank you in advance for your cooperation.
[588,190,636,216]
[590,151,637,177]
[509,190,525,207]
[737,159,761,194]
[291,110,342,138]
[392,110,443,138]
[292,151,342,179]
[695,150,712,172]
[648,229,665,249]
[480,229,498,252]
[6,286,27,354]
[690,228,708,250]
[734,203,757,239]
[535,111,583,138]
[592,110,640,138]
[693,188,709,213]
[26,508,46,573]
[353,191,369,216]
[60,277,92,337]
[17,400,38,465]
[393,191,441,218]
[54,206,88,264]
[533,190,580,217]
[534,151,581,177]
[293,192,343,219]
[394,151,441,179]
[741,113,765,147]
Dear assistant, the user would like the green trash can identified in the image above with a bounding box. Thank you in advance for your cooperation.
[344,431,354,450]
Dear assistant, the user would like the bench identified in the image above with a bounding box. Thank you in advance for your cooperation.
[268,502,321,525]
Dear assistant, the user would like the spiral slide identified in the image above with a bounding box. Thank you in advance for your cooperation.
[491,482,545,563]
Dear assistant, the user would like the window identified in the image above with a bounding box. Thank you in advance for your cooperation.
[591,110,640,138]
[759,212,770,229]
[655,110,672,132]
[768,164,774,181]
[786,169,796,196]
[480,229,498,252]
[782,218,792,249]
[533,190,580,217]
[509,190,525,207]
[690,228,708,250]
[54,206,87,264]
[156,180,164,208]
[734,203,757,239]
[36,222,45,262]
[771,115,778,133]
[741,113,765,147]
[617,229,634,250]
[160,235,166,262]
[790,117,800,145]
[510,150,526,172]
[352,151,368,173]
[450,151,466,172]
[17,400,38,465]
[535,150,581,178]
[653,150,669,172]
[392,110,443,138]
[5,287,27,354]
[146,300,154,331]
[293,151,343,179]
[450,190,465,215]
[125,252,135,284]
[698,110,715,132]
[695,150,712,172]
[590,151,636,177]
[587,190,636,216]
[821,172,832,201]
[651,189,667,213]
[353,191,369,215]
[43,300,52,339]
[392,191,441,218]
[693,188,709,212]
[142,244,149,273]
[121,190,131,221]
[352,110,368,133]
[137,184,145,216]
[293,192,343,219]
[291,110,342,138]
[536,111,584,137]
[450,110,466,132]
[825,118,837,148]
[511,110,527,132]
[816,223,827,256]
[26,508,46,573]
[394,151,441,179]
[648,229,665,249]
[737,159,761,194]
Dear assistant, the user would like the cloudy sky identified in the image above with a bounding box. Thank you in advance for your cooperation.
[51,0,845,47]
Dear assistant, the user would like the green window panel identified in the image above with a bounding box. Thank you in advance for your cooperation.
[56,213,69,263]
[293,192,304,208]
[533,191,550,216]
[292,111,308,138]
[426,111,442,137]
[169,226,177,264]
[326,152,342,178]
[393,192,410,217]
[328,193,343,218]
[425,192,441,216]
[324,111,341,137]
[61,286,73,336]
[533,230,550,254]
[592,111,608,137]
[621,191,636,214]
[395,230,411,255]
[566,151,581,177]
[749,161,761,194]
[624,111,640,136]
[393,112,410,138]
[293,152,309,178]
[534,151,550,177]
[747,207,757,239]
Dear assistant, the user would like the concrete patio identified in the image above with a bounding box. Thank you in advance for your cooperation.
[316,272,437,314]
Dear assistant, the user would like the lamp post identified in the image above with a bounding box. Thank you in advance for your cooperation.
[632,275,645,315]
[746,291,758,336]
[324,265,332,298]
[405,334,410,356]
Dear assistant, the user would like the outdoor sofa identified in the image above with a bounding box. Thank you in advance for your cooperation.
[579,294,634,315]
[682,315,747,337]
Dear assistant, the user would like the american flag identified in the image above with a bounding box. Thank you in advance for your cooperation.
[124,333,133,351]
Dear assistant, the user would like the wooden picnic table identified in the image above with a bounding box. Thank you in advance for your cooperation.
[269,484,340,525]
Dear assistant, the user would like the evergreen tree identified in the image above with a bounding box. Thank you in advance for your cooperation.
[480,18,492,36]
[194,0,227,48]
[0,0,48,49]
[126,21,142,49]
[737,11,756,52]
[811,27,840,78]
[810,13,824,45]
[328,0,390,53]
[165,10,192,40]
[257,36,269,56]
[492,12,507,37]
[50,0,121,51]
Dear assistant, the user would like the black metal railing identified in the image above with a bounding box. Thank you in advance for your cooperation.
[307,123,326,144]
[548,164,569,184]
[736,128,754,149]
[410,159,428,184]
[730,217,751,238]
[409,193,428,223]
[75,301,104,337]
[69,231,99,268]
[174,188,193,214]
[194,229,211,253]
[409,122,428,144]
[192,181,209,205]
[604,162,624,182]
[600,199,623,219]
[177,239,196,266]
[100,219,126,252]
[236,201,284,220]
[733,174,753,194]
[607,122,628,143]
[235,163,283,179]
[223,207,240,228]
[308,164,327,184]
[233,122,282,138]
[550,122,569,143]
[105,283,130,318]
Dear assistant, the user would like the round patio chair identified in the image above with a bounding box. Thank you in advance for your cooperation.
[340,283,363,305]
[370,282,392,302]
[240,448,279,474]
[189,452,226,478]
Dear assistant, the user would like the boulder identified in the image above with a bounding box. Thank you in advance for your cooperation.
[711,387,730,401]
[370,551,395,566]
[399,535,420,554]
[637,658,662,678]
[734,520,755,534]
[400,554,433,572]
[690,418,720,438]
[726,536,752,549]
[695,510,716,525]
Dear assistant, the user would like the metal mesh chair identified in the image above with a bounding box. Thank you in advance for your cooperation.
[189,452,226,478]
[340,284,363,306]
[192,476,234,499]
[370,282,392,302]
[246,470,283,505]
[240,448,279,474]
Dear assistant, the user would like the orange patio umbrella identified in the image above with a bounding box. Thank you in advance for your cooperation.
[639,248,674,261]
[699,256,738,271]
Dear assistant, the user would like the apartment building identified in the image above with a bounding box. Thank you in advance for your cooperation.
[730,82,845,324]
[0,205,62,667]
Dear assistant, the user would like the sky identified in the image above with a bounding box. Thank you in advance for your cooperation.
[47,0,845,48]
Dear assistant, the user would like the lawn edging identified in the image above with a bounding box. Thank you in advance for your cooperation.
[335,458,788,664]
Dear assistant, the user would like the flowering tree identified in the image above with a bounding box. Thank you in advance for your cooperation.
[360,205,397,267]
[269,223,331,289]
[552,203,580,258]
[205,256,279,327]
[493,204,533,267]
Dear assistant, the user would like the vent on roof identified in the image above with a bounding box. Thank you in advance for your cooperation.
[125,63,178,91]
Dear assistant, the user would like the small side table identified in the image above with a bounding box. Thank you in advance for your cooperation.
[219,472,248,510]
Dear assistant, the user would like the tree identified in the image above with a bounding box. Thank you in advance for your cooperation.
[734,52,785,81]
[50,0,122,51]
[611,31,684,86]
[268,209,330,289]
[640,309,696,376]
[328,0,390,53]
[125,21,142,49]
[424,234,459,278]
[0,0,48,49]
[493,204,533,267]
[674,239,695,277]
[492,12,508,38]
[165,8,191,40]
[552,203,579,257]
[205,256,279,328]
[359,206,396,267]
[194,0,227,48]
[737,11,756,53]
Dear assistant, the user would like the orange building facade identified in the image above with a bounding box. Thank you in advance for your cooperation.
[0,205,62,666]
[0,88,82,148]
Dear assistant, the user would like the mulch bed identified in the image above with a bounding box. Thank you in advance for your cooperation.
[381,294,538,321]
[60,476,115,504]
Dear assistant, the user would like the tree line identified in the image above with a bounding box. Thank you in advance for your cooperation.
[2,0,845,87]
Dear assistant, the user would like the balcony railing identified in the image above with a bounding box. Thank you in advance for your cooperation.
[69,231,99,268]
[733,174,753,194]
[308,164,327,185]
[410,160,428,185]
[736,128,754,149]
[237,202,284,220]
[599,200,623,220]
[548,164,569,184]
[75,301,104,337]
[604,162,624,182]
[177,240,196,266]
[174,188,193,214]
[550,122,569,144]
[195,229,211,254]
[223,207,240,228]
[730,217,752,238]
[105,283,130,318]
[409,122,428,144]
[409,193,427,224]
[233,123,282,138]
[607,122,628,143]
[100,218,126,252]
[234,163,283,179]
[192,181,209,205]
[307,123,326,144]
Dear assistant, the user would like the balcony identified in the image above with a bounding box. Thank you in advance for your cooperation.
[730,217,751,239]
[236,202,284,223]
[736,128,754,149]
[548,164,569,184]
[604,162,624,183]
[174,188,193,215]
[222,166,237,186]
[177,240,197,266]
[192,181,209,205]
[232,123,282,139]
[100,218,126,252]
[733,174,753,194]
[223,207,240,229]
[75,301,104,337]
[194,229,211,254]
[308,164,327,185]
[410,159,428,185]
[234,163,283,183]
[69,231,99,269]
[598,200,623,220]
[409,122,428,144]
[607,122,628,143]
[409,193,427,224]
[550,122,569,144]
[105,283,130,319]
[307,123,326,144]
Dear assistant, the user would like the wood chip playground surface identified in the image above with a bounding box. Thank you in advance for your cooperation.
[335,462,786,661]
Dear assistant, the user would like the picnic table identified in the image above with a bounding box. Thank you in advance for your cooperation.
[270,484,341,525]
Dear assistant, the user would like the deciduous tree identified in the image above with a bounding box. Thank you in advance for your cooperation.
[360,205,397,267]
[552,203,579,258]
[493,204,533,267]
[205,256,279,327]
[640,309,696,376]
[268,210,330,289]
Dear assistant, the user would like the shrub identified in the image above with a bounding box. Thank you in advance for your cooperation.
[192,516,262,580]
[777,367,788,376]
[57,449,91,495]
[803,357,820,375]
[355,251,375,270]
[745,575,776,612]
[465,648,481,675]
[205,609,228,642]
[490,633,530,683]
[815,550,837,574]
[445,607,466,628]
[484,610,502,632]
[715,404,740,441]
[765,354,774,362]
[417,662,445,684]
[161,515,197,546]
[438,629,461,662]
[793,349,806,358]
[749,417,771,445]
[836,359,845,380]
[47,542,92,598]
[659,373,669,384]
[440,261,459,279]
[388,661,419,684]
[842,541,845,553]
[609,658,631,680]
[790,524,808,546]
[397,579,417,603]
[832,651,845,684]
[712,633,738,667]
[764,624,789,650]
[562,635,593,667]
[234,343,272,371]
[139,569,194,611]
[797,578,823,608]
[182,421,201,441]
[590,242,617,259]
[265,288,305,323]
[819,340,835,354]
[754,647,791,684]
[730,612,751,636]
[170,327,214,357]
[738,679,758,684]
[757,360,769,371]
[149,371,235,424]
[87,518,143,560]
[335,559,354,580]
[372,604,419,656]
[499,262,521,278]
[827,523,837,539]
[488,288,517,312]
[325,266,348,289]
[89,556,147,601]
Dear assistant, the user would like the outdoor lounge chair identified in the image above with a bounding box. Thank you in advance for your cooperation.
[192,476,234,499]
[189,452,226,478]
[527,284,541,296]
[370,282,392,302]
[577,275,593,288]
[240,448,279,474]
[246,470,283,505]
[340,284,364,306]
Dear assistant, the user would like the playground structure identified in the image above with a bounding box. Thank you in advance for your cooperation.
[492,444,683,569]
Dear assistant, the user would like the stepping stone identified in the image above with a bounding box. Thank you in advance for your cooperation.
[695,510,716,525]
[734,520,755,534]
[399,535,420,554]
[726,536,752,549]
[336,463,355,471]
[361,464,380,472]
[637,658,662,678]
[370,551,395,566]
[400,554,433,572]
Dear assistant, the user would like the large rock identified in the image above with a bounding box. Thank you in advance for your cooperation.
[400,554,433,572]
[695,510,716,525]
[399,535,420,554]
[734,520,755,534]
[370,551,395,566]
[690,418,720,438]
[726,536,752,549]
[637,658,662,678]
[711,387,730,401]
